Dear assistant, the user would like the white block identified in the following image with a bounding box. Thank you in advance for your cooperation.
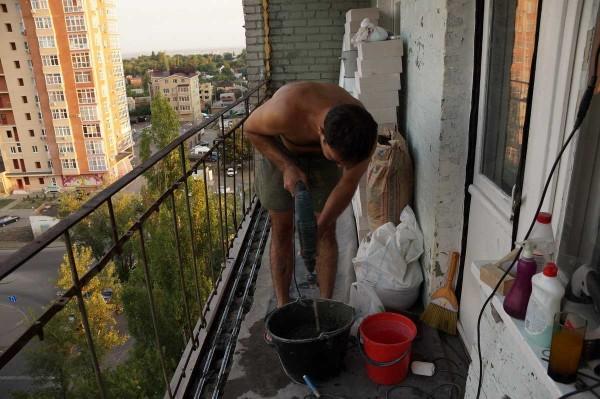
[354,72,401,94]
[358,39,403,59]
[343,32,351,51]
[357,56,403,76]
[346,8,380,22]
[356,90,399,108]
[367,106,398,124]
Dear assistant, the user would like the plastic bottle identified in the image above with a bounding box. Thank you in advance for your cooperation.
[529,212,555,272]
[525,263,565,348]
[503,242,537,320]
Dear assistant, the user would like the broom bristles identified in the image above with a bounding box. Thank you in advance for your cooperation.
[421,302,458,335]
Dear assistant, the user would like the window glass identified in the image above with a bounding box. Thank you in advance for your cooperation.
[481,0,540,193]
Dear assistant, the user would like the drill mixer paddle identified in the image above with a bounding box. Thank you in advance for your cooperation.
[294,181,317,284]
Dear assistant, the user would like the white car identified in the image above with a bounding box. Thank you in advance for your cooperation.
[43,184,61,194]
[226,167,237,176]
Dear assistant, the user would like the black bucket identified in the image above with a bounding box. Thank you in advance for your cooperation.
[265,299,355,383]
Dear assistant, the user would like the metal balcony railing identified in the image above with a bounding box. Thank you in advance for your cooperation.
[0,81,269,398]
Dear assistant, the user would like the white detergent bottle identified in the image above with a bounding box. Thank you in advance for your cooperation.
[524,262,564,348]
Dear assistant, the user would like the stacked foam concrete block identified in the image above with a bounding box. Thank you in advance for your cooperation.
[342,8,380,52]
[354,38,403,125]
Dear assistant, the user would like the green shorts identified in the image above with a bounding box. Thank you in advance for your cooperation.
[255,147,342,212]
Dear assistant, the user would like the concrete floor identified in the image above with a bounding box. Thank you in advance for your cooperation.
[223,206,469,399]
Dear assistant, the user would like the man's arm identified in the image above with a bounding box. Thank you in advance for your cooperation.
[244,101,307,194]
[317,158,369,233]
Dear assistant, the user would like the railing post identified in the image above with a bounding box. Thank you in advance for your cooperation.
[169,191,196,346]
[178,143,207,328]
[63,230,107,399]
[220,138,229,248]
[202,160,217,286]
[137,224,174,399]
[213,138,227,270]
[232,128,238,229]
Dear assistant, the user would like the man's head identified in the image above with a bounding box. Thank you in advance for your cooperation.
[320,104,377,167]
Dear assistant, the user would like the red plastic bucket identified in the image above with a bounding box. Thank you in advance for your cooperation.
[358,312,417,385]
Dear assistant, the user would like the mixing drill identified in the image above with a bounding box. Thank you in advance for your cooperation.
[295,181,317,283]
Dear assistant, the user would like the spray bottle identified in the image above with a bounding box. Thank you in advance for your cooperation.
[503,241,537,320]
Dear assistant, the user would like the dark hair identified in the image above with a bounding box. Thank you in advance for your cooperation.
[324,104,377,165]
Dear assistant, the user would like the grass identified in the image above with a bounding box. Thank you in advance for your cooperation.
[0,198,14,209]
[13,195,56,210]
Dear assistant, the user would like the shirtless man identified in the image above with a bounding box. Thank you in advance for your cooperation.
[244,82,377,307]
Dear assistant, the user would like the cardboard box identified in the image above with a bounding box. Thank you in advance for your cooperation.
[355,72,401,94]
[357,56,403,77]
[346,8,380,22]
[356,89,399,108]
[358,39,403,59]
[480,263,516,296]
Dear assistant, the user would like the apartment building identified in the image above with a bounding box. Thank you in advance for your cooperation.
[199,81,212,107]
[150,70,202,124]
[0,0,132,193]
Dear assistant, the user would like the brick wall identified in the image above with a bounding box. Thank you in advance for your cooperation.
[243,0,371,90]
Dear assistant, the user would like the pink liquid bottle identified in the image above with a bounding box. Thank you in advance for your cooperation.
[503,241,538,320]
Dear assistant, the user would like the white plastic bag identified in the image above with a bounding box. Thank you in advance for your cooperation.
[352,206,424,310]
[351,18,388,48]
[348,281,384,336]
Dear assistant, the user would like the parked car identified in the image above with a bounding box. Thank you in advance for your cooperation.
[101,288,113,303]
[0,215,20,227]
[43,184,61,194]
[226,167,237,176]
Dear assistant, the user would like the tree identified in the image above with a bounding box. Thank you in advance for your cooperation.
[11,247,126,399]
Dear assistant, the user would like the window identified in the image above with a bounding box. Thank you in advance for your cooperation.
[88,156,106,171]
[58,143,74,154]
[28,129,34,137]
[45,73,62,85]
[71,52,90,68]
[480,0,541,194]
[38,36,56,48]
[65,15,85,31]
[13,60,19,69]
[180,105,190,111]
[51,108,68,119]
[48,91,65,102]
[22,96,27,103]
[68,34,88,50]
[9,42,16,50]
[17,78,23,86]
[6,130,12,138]
[5,23,11,32]
[83,124,100,137]
[23,177,29,185]
[179,86,188,92]
[79,106,97,121]
[55,126,71,136]
[42,55,59,66]
[74,71,91,83]
[32,145,38,153]
[163,89,169,95]
[77,88,95,104]
[37,112,42,120]
[61,158,77,169]
[10,143,21,153]
[1,4,7,13]
[85,140,103,155]
[25,113,31,120]
[38,177,44,184]
[44,144,48,152]
[31,0,49,9]
[34,17,52,29]
[48,160,52,169]
[179,96,190,102]
[12,159,18,169]
[63,0,83,13]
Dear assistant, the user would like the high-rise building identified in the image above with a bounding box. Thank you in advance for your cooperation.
[199,81,213,108]
[0,0,132,193]
[149,70,202,125]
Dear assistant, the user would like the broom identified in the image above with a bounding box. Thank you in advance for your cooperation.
[421,251,460,335]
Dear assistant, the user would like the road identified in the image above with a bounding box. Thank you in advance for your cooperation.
[0,246,66,395]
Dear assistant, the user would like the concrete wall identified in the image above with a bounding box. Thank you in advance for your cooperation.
[243,0,371,90]
[399,0,474,300]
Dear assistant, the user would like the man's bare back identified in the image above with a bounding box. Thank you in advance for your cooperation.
[246,82,362,156]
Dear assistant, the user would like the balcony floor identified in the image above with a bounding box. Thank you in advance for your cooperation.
[222,207,469,399]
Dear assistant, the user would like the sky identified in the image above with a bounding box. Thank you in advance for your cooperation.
[116,0,246,57]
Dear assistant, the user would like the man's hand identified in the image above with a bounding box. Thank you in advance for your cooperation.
[283,164,307,195]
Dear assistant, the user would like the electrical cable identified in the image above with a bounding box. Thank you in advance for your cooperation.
[475,45,600,399]
[559,382,600,399]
